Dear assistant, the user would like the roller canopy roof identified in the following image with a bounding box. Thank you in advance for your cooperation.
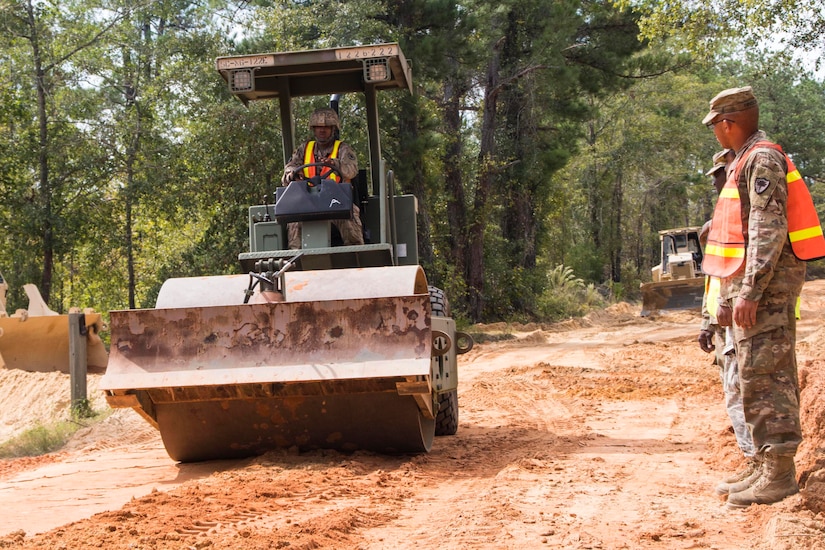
[216,43,413,104]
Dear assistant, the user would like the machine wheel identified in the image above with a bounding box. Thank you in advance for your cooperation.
[429,285,458,436]
[429,285,449,316]
[435,388,458,436]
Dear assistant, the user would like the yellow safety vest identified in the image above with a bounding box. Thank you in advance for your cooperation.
[302,140,342,182]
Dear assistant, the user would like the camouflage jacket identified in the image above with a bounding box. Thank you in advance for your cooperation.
[721,131,805,305]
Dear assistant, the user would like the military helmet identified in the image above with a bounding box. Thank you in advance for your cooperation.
[309,108,340,130]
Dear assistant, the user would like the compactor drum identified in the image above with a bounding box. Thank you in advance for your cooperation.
[100,43,472,462]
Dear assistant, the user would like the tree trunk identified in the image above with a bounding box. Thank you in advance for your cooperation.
[443,76,468,293]
[611,170,623,282]
[500,81,537,270]
[124,46,140,310]
[26,0,54,303]
[467,37,504,321]
[398,95,434,269]
[126,165,136,310]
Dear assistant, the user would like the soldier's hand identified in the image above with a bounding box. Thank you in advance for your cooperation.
[285,170,302,184]
[698,329,715,353]
[716,303,733,327]
[734,297,758,330]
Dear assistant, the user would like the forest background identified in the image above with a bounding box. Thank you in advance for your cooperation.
[2,0,825,324]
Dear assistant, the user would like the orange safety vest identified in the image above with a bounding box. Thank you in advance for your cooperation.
[703,141,825,277]
[302,140,342,182]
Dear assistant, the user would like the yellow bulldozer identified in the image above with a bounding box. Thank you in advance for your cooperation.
[100,43,473,462]
[640,226,705,317]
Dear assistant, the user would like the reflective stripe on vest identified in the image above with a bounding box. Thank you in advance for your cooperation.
[702,174,745,277]
[702,141,825,278]
[302,140,342,182]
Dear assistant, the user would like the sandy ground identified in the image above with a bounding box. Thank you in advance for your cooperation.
[1,282,825,549]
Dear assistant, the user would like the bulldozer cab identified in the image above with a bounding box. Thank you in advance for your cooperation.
[216,44,417,272]
[660,229,703,280]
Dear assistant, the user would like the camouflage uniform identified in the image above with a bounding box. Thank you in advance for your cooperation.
[281,138,363,249]
[699,292,726,367]
[701,284,756,458]
[700,150,756,460]
[719,130,805,457]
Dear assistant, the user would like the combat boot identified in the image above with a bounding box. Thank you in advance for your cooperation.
[727,453,798,509]
[714,457,761,498]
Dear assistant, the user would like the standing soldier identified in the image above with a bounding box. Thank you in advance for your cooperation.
[698,148,757,498]
[702,86,825,508]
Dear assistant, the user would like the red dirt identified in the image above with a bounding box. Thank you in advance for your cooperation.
[1,282,825,549]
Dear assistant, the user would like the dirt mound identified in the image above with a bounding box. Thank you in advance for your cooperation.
[0,371,108,442]
[62,409,158,453]
[794,297,825,517]
[797,359,825,515]
[584,300,638,321]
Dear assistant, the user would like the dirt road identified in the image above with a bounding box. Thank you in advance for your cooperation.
[2,282,825,549]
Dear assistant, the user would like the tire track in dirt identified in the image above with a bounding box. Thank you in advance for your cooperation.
[357,359,594,549]
[356,323,766,549]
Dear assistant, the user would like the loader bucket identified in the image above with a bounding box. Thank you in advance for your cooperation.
[0,313,109,373]
[101,266,437,462]
[640,278,705,317]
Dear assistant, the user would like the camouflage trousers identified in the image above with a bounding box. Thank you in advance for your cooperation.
[731,296,801,457]
[288,204,364,249]
[716,326,756,458]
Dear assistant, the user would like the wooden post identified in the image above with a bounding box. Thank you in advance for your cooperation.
[68,312,87,413]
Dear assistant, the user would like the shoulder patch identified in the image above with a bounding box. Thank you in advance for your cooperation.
[748,152,783,210]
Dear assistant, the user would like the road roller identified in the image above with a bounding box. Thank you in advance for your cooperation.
[100,43,472,462]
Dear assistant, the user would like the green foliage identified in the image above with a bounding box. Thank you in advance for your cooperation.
[0,424,73,458]
[565,238,609,284]
[0,405,109,459]
[626,0,825,63]
[535,264,606,320]
[606,279,628,303]
[70,399,96,420]
[0,421,83,458]
[0,0,823,325]
[547,69,731,292]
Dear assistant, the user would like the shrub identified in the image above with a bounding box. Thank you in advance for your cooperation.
[0,406,110,458]
[536,264,606,321]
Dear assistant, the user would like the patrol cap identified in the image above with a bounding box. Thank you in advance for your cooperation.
[701,86,758,125]
[704,149,733,176]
